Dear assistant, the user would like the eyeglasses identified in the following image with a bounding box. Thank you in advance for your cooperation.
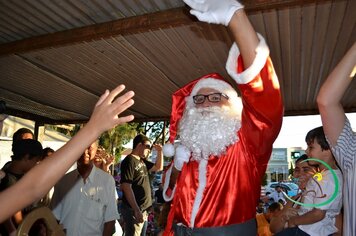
[143,143,152,150]
[193,93,229,104]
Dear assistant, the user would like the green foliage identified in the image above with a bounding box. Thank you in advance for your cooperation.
[46,120,170,164]
[137,121,170,145]
[45,124,81,137]
[99,123,139,163]
[288,162,294,180]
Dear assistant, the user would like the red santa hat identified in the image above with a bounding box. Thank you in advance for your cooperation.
[168,73,238,143]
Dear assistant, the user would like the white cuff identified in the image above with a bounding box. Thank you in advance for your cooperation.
[225,33,269,84]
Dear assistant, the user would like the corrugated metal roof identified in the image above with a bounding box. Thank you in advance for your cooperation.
[0,0,355,123]
[0,0,185,43]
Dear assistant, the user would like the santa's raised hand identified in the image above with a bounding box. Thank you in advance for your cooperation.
[184,0,244,26]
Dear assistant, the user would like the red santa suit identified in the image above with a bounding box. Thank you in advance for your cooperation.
[163,34,283,234]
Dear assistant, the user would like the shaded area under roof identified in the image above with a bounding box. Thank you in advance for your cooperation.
[0,0,355,124]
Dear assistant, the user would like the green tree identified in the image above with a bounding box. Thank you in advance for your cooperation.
[137,121,169,145]
[45,124,81,137]
[99,123,139,163]
[47,120,170,164]
[288,162,294,180]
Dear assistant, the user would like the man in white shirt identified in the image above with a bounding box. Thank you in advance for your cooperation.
[51,141,119,236]
[269,185,286,205]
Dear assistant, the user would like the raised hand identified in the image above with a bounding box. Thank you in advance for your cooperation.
[152,143,163,152]
[183,0,243,26]
[0,84,135,223]
[87,85,135,136]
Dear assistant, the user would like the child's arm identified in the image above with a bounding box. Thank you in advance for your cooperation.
[0,84,134,222]
[317,43,356,147]
[270,201,298,233]
[287,208,326,227]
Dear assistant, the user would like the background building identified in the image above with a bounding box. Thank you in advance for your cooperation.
[266,147,305,183]
[0,115,70,168]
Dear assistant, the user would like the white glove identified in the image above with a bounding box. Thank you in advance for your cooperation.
[183,0,244,26]
[173,145,191,171]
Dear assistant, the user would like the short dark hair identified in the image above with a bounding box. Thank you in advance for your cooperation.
[12,128,34,142]
[12,139,43,161]
[12,128,34,152]
[295,154,309,164]
[305,126,330,151]
[275,184,282,189]
[42,147,54,159]
[268,202,282,212]
[132,134,150,149]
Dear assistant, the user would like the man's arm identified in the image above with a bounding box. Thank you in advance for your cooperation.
[184,0,258,69]
[102,220,115,236]
[120,183,144,223]
[149,144,163,172]
[228,9,259,68]
[288,208,326,227]
[317,43,356,146]
[0,85,134,222]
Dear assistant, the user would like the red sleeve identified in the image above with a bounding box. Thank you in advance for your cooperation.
[237,55,283,168]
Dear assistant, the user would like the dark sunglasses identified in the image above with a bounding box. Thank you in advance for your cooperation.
[143,143,152,150]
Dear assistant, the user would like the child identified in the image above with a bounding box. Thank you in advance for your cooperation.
[275,127,343,236]
[256,202,283,236]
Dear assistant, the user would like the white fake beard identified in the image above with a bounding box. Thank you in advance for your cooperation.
[179,106,241,161]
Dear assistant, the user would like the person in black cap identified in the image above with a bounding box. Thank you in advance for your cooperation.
[0,139,43,236]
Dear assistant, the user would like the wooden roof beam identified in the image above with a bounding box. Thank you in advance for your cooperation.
[0,0,337,56]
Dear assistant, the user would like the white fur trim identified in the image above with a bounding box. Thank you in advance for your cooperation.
[174,145,191,171]
[162,164,176,202]
[225,33,269,84]
[190,78,235,97]
[190,159,208,227]
[163,143,175,157]
[186,78,240,109]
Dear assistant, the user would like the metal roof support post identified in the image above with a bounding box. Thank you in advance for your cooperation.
[34,121,41,141]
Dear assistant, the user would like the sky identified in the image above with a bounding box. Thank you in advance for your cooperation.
[273,112,356,149]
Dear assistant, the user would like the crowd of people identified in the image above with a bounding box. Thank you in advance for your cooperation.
[0,0,355,235]
[0,127,167,236]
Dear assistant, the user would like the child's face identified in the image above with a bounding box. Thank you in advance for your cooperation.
[305,139,330,164]
[294,161,314,189]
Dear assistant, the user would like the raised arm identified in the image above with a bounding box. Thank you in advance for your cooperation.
[228,8,259,68]
[317,43,356,146]
[184,0,259,68]
[0,85,135,222]
[149,144,164,172]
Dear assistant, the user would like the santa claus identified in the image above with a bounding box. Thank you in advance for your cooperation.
[161,0,284,235]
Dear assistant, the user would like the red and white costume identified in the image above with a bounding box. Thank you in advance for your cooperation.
[163,34,283,234]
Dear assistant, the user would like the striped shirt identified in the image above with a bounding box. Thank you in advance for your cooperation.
[329,117,356,236]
